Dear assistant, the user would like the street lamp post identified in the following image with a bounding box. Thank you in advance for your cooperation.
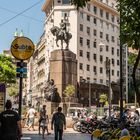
[105,59,111,121]
[88,81,91,109]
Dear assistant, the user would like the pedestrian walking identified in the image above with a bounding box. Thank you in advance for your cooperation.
[51,107,66,140]
[0,100,22,140]
[27,104,36,131]
[38,104,50,135]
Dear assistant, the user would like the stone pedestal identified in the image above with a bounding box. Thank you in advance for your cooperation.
[47,49,77,115]
[49,49,77,98]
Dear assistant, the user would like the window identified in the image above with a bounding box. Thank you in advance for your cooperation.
[93,17,97,25]
[112,58,114,66]
[100,20,103,28]
[117,49,119,56]
[100,32,103,38]
[93,66,97,74]
[93,6,97,14]
[106,23,109,29]
[112,70,114,76]
[100,67,103,73]
[80,12,83,19]
[106,80,109,85]
[87,15,90,21]
[80,24,83,31]
[93,29,97,36]
[106,12,109,20]
[106,34,109,42]
[106,45,109,51]
[93,41,96,48]
[93,53,97,61]
[117,71,119,77]
[79,50,83,57]
[111,47,114,55]
[111,36,115,42]
[87,27,90,35]
[62,11,69,17]
[94,78,97,83]
[111,15,115,22]
[87,4,90,11]
[87,52,90,60]
[112,25,115,31]
[117,60,119,66]
[100,55,103,63]
[106,57,109,61]
[62,0,70,4]
[87,65,90,71]
[100,9,103,17]
[79,63,83,70]
[100,79,103,84]
[80,37,83,46]
[87,39,90,48]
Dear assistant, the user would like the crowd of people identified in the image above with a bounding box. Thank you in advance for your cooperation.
[0,100,66,140]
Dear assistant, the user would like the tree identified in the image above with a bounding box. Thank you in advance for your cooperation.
[71,0,90,9]
[63,84,75,108]
[117,0,140,105]
[99,94,108,107]
[7,82,19,97]
[0,54,16,84]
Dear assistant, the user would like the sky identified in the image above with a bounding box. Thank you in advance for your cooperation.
[0,0,45,53]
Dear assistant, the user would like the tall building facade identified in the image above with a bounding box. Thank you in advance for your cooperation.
[29,0,120,106]
[42,0,120,84]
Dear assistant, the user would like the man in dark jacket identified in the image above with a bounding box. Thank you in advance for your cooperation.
[51,107,66,140]
[0,100,22,140]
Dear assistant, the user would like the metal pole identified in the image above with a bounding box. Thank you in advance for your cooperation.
[120,44,123,121]
[89,82,91,109]
[108,62,111,121]
[18,60,23,118]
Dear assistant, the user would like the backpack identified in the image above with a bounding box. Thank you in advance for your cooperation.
[54,112,65,129]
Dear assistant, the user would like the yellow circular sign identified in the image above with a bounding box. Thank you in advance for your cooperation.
[11,37,35,60]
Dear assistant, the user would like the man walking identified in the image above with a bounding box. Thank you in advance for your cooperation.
[0,100,22,140]
[51,107,66,140]
[27,104,36,131]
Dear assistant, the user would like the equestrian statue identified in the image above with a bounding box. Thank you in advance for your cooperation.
[50,18,72,49]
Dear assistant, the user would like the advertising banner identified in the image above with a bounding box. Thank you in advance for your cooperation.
[0,83,6,112]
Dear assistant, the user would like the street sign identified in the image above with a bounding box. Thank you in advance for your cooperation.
[16,73,27,78]
[16,62,27,67]
[16,68,27,73]
[11,37,35,60]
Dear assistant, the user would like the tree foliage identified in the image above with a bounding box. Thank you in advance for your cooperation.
[99,94,107,103]
[71,0,90,9]
[7,83,19,97]
[117,0,140,105]
[0,54,16,84]
[64,84,75,97]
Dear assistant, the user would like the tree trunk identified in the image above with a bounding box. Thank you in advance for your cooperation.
[132,49,140,106]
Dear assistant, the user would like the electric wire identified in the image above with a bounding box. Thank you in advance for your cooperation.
[0,0,43,27]
[0,6,43,23]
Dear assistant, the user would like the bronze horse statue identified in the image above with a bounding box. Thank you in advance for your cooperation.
[50,26,72,49]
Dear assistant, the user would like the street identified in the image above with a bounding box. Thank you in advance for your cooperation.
[22,127,95,140]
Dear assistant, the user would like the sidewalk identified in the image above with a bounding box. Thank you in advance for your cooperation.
[23,125,78,135]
